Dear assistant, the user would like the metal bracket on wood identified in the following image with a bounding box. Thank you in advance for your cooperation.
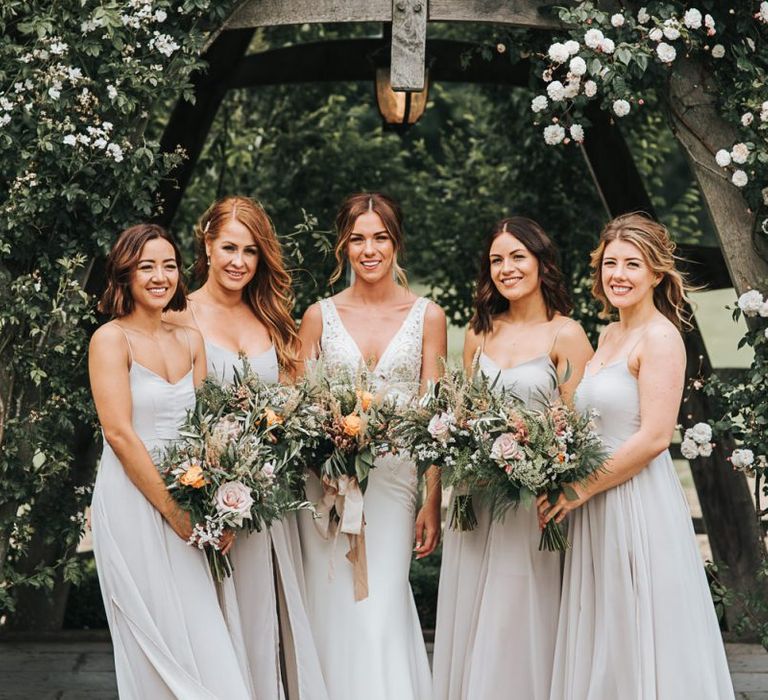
[391,0,428,91]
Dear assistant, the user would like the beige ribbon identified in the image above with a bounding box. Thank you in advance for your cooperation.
[314,474,369,601]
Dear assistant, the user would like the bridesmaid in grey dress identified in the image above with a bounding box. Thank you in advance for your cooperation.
[433,217,592,700]
[539,213,734,699]
[168,196,328,700]
[89,224,251,699]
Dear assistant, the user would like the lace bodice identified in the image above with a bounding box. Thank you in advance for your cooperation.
[318,297,430,403]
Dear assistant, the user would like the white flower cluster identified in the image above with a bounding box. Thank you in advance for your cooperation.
[680,422,713,460]
[730,448,755,473]
[756,3,768,24]
[149,31,180,58]
[737,289,768,318]
[714,141,754,188]
[62,121,126,162]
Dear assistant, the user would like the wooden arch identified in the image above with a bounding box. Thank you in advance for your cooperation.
[157,0,766,615]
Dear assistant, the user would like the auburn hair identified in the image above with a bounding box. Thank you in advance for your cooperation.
[98,223,186,318]
[470,217,572,335]
[192,196,300,373]
[590,212,694,330]
[330,192,408,287]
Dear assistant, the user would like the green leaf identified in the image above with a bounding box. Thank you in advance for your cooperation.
[563,484,580,501]
[32,451,47,469]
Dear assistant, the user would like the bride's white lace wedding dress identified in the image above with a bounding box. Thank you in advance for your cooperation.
[297,296,433,700]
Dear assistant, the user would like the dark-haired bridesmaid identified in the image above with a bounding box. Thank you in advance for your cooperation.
[432,217,592,700]
[89,224,251,699]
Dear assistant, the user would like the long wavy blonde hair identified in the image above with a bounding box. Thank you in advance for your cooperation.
[193,196,300,372]
[590,212,694,330]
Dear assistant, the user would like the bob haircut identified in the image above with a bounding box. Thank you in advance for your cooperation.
[98,223,187,318]
[470,216,572,335]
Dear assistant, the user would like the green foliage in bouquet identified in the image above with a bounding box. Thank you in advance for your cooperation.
[157,362,310,580]
[298,360,394,492]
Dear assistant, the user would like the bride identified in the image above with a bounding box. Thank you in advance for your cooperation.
[296,192,446,700]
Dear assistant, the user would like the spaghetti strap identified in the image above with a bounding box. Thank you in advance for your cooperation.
[181,326,194,370]
[114,323,134,366]
[187,299,201,330]
[548,318,574,355]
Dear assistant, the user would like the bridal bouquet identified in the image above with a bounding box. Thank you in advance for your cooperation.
[159,365,309,581]
[477,401,608,551]
[298,359,394,600]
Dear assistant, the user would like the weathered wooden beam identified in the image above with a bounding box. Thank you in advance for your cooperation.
[581,102,765,633]
[155,28,255,228]
[391,0,427,91]
[224,0,562,29]
[667,56,768,297]
[227,38,531,89]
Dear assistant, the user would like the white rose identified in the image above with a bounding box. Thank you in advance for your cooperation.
[214,481,254,527]
[711,44,725,58]
[613,99,631,117]
[531,95,548,113]
[638,7,650,24]
[584,80,598,97]
[656,43,676,63]
[599,38,615,54]
[690,422,713,444]
[427,412,454,442]
[611,13,625,28]
[731,170,748,187]
[570,124,585,142]
[543,123,566,145]
[663,20,681,40]
[584,28,604,49]
[683,9,703,29]
[564,40,580,55]
[715,149,731,167]
[563,79,581,99]
[731,143,750,164]
[730,448,755,471]
[649,28,663,42]
[698,442,713,457]
[680,438,699,460]
[548,42,570,64]
[759,3,768,22]
[546,80,566,101]
[569,56,587,76]
[738,289,764,316]
[759,301,768,318]
[490,433,524,464]
[742,112,755,127]
[704,13,716,33]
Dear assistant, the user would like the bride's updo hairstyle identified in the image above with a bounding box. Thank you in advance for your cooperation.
[192,195,299,372]
[330,192,408,287]
[99,223,187,318]
[470,216,572,335]
[590,212,693,330]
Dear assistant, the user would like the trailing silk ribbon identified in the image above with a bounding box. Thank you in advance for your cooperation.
[314,474,369,601]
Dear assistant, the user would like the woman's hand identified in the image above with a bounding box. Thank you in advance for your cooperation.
[536,484,591,528]
[414,498,441,559]
[166,506,194,542]
[219,529,236,556]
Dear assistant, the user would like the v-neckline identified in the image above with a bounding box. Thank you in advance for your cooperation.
[328,298,421,373]
[131,361,193,387]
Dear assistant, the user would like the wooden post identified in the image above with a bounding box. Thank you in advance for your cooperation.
[581,104,765,632]
[390,0,428,91]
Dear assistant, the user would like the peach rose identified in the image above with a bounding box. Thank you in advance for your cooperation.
[357,390,374,411]
[179,463,206,489]
[341,414,362,437]
[264,408,283,427]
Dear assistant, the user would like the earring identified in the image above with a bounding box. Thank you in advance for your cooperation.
[206,256,211,267]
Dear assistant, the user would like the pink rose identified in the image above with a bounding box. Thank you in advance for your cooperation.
[427,412,454,442]
[214,481,254,527]
[490,433,524,465]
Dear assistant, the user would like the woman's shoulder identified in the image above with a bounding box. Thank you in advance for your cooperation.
[90,320,124,347]
[640,316,684,351]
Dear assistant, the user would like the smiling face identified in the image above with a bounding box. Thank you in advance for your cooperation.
[601,238,661,310]
[346,210,395,284]
[488,232,541,303]
[205,218,259,292]
[129,237,179,311]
